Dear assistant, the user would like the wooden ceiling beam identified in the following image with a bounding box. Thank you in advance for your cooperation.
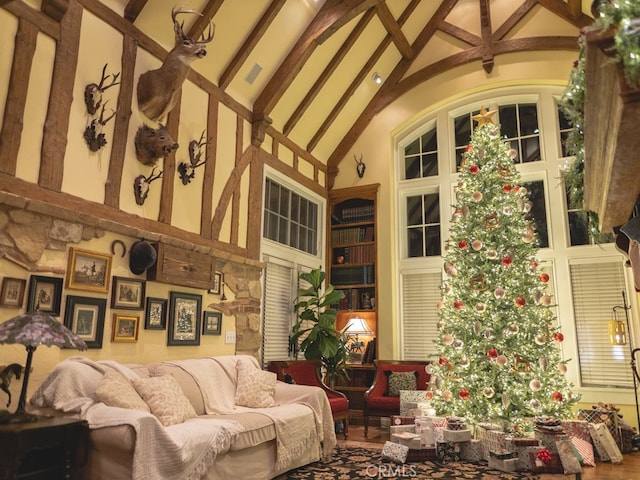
[493,0,537,41]
[283,8,377,135]
[439,21,480,47]
[187,0,223,40]
[123,0,147,23]
[375,1,413,59]
[479,0,493,73]
[218,0,285,91]
[566,0,582,19]
[252,0,377,116]
[537,0,593,28]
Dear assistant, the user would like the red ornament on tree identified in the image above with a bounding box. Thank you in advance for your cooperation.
[487,348,498,359]
[502,184,512,193]
[470,165,479,174]
[459,389,470,400]
[552,391,563,402]
[502,256,513,267]
[554,332,564,342]
[454,300,464,310]
[439,356,448,366]
[515,296,526,307]
[540,273,550,283]
[466,144,473,152]
[459,240,469,250]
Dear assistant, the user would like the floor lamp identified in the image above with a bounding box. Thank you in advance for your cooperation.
[613,290,640,436]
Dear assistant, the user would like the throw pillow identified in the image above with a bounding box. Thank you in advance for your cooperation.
[132,375,197,426]
[235,359,276,408]
[386,371,418,396]
[95,369,150,412]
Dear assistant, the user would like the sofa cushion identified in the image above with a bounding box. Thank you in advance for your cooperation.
[95,369,150,412]
[132,375,197,426]
[235,359,276,408]
[386,371,417,396]
[208,412,276,450]
[148,363,206,415]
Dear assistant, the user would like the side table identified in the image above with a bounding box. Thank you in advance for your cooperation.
[0,416,89,480]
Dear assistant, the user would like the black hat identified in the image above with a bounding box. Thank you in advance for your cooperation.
[129,241,157,275]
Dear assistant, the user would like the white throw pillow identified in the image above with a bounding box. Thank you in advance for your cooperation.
[235,359,276,408]
[95,369,150,412]
[132,375,197,426]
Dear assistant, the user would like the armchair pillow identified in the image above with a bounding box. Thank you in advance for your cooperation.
[386,370,418,396]
[132,375,197,426]
[235,359,277,408]
[95,369,150,412]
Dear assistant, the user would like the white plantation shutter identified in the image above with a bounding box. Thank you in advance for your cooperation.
[570,260,634,388]
[262,261,295,366]
[402,270,442,360]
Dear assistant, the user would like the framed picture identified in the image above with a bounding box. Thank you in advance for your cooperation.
[27,275,63,314]
[112,313,139,343]
[209,272,222,294]
[168,291,202,346]
[66,248,112,293]
[111,276,145,310]
[64,295,106,349]
[203,311,222,335]
[0,277,26,308]
[145,297,167,330]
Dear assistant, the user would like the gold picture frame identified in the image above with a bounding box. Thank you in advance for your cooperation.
[66,248,112,293]
[112,313,139,343]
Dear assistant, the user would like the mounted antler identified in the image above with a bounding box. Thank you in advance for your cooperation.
[84,64,121,115]
[354,154,366,178]
[83,102,117,152]
[178,129,210,184]
[136,6,215,122]
[134,166,164,205]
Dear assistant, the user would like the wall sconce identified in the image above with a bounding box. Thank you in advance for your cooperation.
[609,312,627,345]
[372,72,382,85]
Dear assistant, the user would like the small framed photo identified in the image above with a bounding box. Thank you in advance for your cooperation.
[203,311,222,335]
[111,276,145,310]
[66,248,112,293]
[0,277,26,308]
[27,275,63,314]
[112,313,139,343]
[209,272,222,294]
[168,291,202,346]
[64,295,106,349]
[145,297,167,330]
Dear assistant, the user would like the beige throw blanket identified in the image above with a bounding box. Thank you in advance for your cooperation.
[30,357,244,480]
[166,356,336,468]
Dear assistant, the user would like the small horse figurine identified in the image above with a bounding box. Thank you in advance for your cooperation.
[0,363,23,408]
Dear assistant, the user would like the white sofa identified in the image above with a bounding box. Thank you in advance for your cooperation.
[30,355,336,480]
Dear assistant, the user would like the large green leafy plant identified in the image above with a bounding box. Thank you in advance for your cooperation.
[291,268,349,385]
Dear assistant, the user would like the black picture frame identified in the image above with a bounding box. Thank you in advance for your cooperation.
[27,275,63,315]
[202,311,222,335]
[168,291,202,346]
[145,297,167,330]
[111,276,145,310]
[64,295,106,349]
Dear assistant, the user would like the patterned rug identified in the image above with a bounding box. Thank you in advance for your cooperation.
[276,443,541,479]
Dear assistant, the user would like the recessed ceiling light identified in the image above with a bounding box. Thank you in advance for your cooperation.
[372,72,382,85]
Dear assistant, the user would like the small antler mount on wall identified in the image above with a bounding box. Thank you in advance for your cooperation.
[83,64,120,152]
[355,154,366,178]
[178,130,210,185]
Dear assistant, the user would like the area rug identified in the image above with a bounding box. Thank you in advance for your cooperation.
[276,443,541,479]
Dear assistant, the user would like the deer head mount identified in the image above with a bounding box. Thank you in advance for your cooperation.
[355,154,366,178]
[83,102,116,152]
[136,6,215,122]
[134,166,163,205]
[84,64,120,115]
[134,124,179,165]
[178,130,210,184]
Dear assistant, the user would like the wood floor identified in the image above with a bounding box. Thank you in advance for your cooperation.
[342,424,640,480]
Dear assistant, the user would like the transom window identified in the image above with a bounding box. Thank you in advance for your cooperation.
[263,178,318,255]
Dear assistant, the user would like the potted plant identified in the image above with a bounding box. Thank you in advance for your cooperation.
[291,267,349,387]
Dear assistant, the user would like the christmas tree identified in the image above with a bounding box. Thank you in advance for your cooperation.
[428,108,579,430]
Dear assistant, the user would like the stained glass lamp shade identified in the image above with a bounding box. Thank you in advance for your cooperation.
[0,310,86,421]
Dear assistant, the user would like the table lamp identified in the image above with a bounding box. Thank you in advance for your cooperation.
[344,316,372,353]
[0,310,87,423]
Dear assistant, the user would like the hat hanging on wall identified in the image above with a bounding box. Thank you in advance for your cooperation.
[129,240,157,275]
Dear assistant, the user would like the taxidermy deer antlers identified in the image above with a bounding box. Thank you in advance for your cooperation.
[84,64,120,115]
[134,166,163,205]
[84,102,117,152]
[355,154,366,178]
[137,6,215,122]
[178,129,210,184]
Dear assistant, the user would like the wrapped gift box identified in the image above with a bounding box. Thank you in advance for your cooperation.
[382,440,409,464]
[561,420,596,467]
[392,432,422,449]
[489,449,517,460]
[391,415,415,426]
[460,439,483,463]
[390,424,416,434]
[488,457,518,472]
[407,446,437,462]
[529,451,564,473]
[400,390,431,416]
[515,446,543,471]
[436,442,460,463]
[556,438,583,474]
[534,430,569,454]
[443,429,472,443]
[479,429,512,461]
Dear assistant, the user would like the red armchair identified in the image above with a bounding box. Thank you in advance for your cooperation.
[268,360,349,438]
[363,360,431,437]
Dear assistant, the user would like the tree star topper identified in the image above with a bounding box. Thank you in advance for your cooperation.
[472,106,497,127]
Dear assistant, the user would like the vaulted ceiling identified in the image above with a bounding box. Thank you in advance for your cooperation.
[124,0,593,178]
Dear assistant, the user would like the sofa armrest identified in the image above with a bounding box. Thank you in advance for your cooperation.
[274,381,322,404]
